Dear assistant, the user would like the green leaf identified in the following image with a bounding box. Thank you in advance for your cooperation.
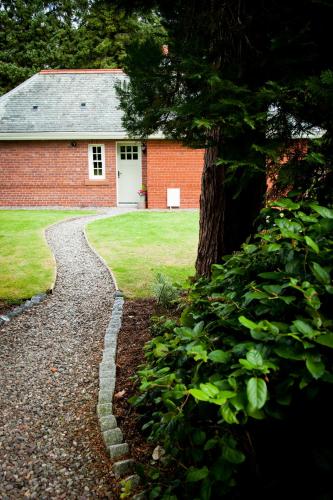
[297,212,318,223]
[193,321,205,335]
[258,271,286,280]
[274,346,304,360]
[153,342,169,357]
[239,316,257,329]
[200,383,219,398]
[275,218,302,237]
[186,344,208,362]
[244,115,255,129]
[293,319,315,337]
[247,406,265,419]
[221,404,239,424]
[267,243,281,252]
[262,284,283,294]
[189,389,210,402]
[193,118,213,129]
[204,438,219,450]
[246,350,264,367]
[273,199,300,210]
[192,429,206,445]
[239,359,257,370]
[310,204,333,219]
[304,287,321,310]
[306,353,325,379]
[304,236,319,254]
[200,478,212,500]
[315,333,333,348]
[208,350,231,363]
[244,291,268,302]
[186,467,209,482]
[312,262,330,284]
[222,445,245,464]
[247,377,267,409]
[243,244,257,254]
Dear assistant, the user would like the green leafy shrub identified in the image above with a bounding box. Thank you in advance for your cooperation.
[131,198,333,499]
[152,272,180,309]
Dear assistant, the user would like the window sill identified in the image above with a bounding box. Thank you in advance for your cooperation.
[85,179,110,186]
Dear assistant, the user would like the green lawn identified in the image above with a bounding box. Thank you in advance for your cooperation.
[87,211,199,298]
[0,210,95,303]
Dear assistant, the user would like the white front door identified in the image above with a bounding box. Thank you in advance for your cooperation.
[117,143,142,204]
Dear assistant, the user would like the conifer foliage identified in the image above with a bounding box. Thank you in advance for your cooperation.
[116,0,333,275]
[0,0,149,95]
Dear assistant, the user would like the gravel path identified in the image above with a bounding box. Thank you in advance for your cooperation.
[0,212,128,499]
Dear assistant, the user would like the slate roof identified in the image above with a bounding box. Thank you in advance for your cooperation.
[0,69,143,139]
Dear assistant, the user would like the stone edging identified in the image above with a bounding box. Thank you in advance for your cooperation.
[0,292,48,327]
[83,222,143,496]
[97,292,143,496]
[97,290,138,483]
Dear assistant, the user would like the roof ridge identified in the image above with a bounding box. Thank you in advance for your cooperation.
[39,69,124,74]
[0,73,40,103]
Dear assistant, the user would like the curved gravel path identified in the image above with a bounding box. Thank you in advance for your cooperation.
[0,213,127,499]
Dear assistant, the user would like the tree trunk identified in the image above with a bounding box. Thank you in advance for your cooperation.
[222,169,267,255]
[195,128,225,277]
[195,131,267,278]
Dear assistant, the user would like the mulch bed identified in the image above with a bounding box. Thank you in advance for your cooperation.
[0,300,15,316]
[113,298,156,464]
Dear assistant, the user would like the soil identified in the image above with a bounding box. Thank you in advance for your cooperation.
[113,299,156,464]
[0,300,16,317]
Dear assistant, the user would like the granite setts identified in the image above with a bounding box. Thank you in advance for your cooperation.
[0,292,48,326]
[97,290,141,496]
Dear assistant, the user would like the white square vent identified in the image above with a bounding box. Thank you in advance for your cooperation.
[167,188,180,208]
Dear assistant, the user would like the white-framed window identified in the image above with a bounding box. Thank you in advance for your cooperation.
[119,144,139,160]
[88,144,105,179]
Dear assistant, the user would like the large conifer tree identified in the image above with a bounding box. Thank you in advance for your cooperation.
[116,0,333,276]
[0,0,145,94]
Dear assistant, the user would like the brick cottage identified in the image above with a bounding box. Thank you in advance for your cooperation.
[0,69,204,208]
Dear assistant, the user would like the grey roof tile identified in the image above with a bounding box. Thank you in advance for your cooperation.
[0,71,129,134]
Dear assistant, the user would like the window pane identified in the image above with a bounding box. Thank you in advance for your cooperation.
[90,145,104,178]
[121,153,125,160]
[126,146,131,152]
[127,153,132,159]
[133,153,138,160]
[133,146,138,152]
[120,146,125,152]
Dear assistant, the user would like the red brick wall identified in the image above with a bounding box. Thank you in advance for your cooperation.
[0,140,117,206]
[146,140,204,208]
[0,139,204,208]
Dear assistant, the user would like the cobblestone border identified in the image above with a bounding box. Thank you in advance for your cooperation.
[0,292,49,327]
[83,224,143,495]
[96,291,142,494]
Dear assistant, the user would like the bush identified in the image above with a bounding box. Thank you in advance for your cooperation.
[131,197,333,499]
[152,272,180,309]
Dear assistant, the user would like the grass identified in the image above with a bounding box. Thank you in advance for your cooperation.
[87,211,199,298]
[0,210,96,304]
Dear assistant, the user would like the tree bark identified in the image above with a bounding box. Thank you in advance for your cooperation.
[195,131,267,278]
[195,128,225,277]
